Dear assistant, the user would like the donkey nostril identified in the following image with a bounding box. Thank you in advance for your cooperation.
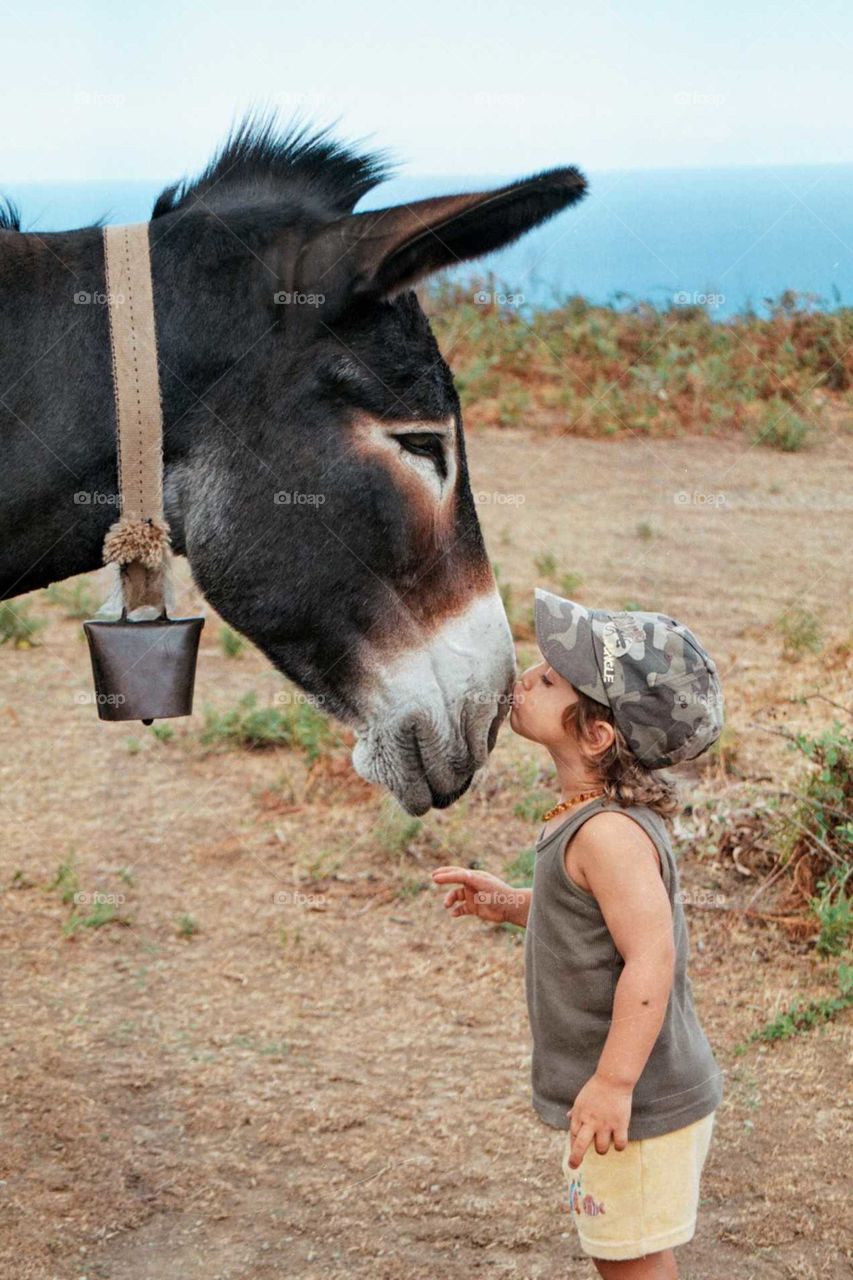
[487,709,502,753]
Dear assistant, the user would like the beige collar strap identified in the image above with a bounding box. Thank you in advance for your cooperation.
[101,224,171,611]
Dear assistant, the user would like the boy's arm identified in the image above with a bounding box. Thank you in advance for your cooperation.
[567,813,675,1165]
[506,887,532,928]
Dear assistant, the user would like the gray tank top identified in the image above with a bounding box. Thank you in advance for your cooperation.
[524,795,723,1140]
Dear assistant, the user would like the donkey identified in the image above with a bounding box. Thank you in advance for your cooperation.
[0,116,587,814]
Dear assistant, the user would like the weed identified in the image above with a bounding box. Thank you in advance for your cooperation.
[776,606,822,660]
[504,847,536,887]
[752,397,812,451]
[734,964,853,1052]
[200,692,337,759]
[375,798,423,856]
[0,601,46,648]
[177,914,199,938]
[43,577,98,619]
[218,625,246,658]
[50,860,80,905]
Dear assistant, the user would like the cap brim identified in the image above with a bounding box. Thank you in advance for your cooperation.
[533,588,610,706]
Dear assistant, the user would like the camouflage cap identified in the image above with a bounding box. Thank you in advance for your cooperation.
[533,588,724,769]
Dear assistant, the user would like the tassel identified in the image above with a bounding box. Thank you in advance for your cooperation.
[103,515,170,570]
[103,516,173,618]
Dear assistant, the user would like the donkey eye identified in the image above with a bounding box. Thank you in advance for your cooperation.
[392,432,448,479]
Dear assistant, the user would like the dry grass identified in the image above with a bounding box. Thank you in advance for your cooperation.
[0,430,850,1279]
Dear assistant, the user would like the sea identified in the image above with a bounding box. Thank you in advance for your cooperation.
[4,164,852,319]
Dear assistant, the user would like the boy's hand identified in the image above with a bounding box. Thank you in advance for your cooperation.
[432,867,528,926]
[567,1074,633,1168]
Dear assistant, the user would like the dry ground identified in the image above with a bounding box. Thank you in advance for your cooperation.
[1,429,851,1280]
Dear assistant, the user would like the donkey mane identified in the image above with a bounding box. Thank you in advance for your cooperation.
[151,112,396,221]
[0,197,21,232]
[0,114,394,234]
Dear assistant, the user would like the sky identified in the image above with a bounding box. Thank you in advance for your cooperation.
[2,0,852,183]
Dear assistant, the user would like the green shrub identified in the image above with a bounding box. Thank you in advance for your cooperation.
[753,397,812,451]
[777,606,822,660]
[43,577,98,619]
[218,625,246,658]
[200,691,337,759]
[0,601,46,648]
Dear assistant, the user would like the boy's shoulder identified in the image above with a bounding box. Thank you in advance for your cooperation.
[569,807,663,879]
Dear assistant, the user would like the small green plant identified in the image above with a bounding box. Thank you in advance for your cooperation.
[50,860,80,905]
[504,846,536,888]
[202,693,290,748]
[218,624,246,658]
[753,398,811,451]
[513,791,554,823]
[43,577,98,619]
[398,876,429,899]
[781,723,852,950]
[534,550,558,578]
[810,867,852,957]
[497,383,531,426]
[375,798,423,856]
[150,723,174,744]
[776,605,822,660]
[301,848,343,883]
[734,964,853,1052]
[177,913,199,938]
[493,563,531,640]
[200,692,337,759]
[125,736,142,755]
[636,521,655,541]
[559,571,584,595]
[0,600,46,648]
[64,900,123,935]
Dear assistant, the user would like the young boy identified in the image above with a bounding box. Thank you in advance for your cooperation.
[433,589,725,1279]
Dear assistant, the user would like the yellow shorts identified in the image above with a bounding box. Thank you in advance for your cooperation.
[562,1111,716,1262]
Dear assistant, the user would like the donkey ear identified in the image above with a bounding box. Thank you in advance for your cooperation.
[299,166,587,302]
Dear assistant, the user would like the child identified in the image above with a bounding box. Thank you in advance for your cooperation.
[433,588,725,1279]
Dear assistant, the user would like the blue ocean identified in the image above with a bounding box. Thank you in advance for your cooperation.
[4,164,852,319]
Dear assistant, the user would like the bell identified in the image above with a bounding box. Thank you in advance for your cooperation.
[83,613,205,723]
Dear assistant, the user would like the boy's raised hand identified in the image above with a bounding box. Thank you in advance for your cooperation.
[432,867,527,926]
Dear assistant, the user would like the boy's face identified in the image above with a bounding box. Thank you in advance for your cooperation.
[510,655,580,749]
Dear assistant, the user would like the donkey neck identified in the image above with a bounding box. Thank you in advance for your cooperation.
[0,223,232,599]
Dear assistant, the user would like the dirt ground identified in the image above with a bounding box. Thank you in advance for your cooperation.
[1,429,851,1280]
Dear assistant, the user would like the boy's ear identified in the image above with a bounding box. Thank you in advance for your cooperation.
[586,717,616,758]
[293,166,587,306]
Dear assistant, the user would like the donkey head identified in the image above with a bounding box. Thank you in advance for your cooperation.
[151,120,587,813]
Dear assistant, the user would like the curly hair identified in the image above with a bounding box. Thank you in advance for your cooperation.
[561,690,680,820]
